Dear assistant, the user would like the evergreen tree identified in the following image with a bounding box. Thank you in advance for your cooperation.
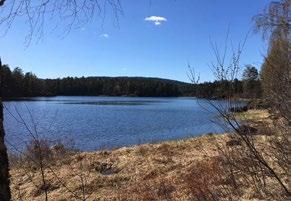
[242,65,261,98]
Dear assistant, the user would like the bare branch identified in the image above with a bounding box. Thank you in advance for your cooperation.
[0,0,123,46]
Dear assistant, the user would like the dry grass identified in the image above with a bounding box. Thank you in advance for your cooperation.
[10,134,227,201]
[235,109,271,124]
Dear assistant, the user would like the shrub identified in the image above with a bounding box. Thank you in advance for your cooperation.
[184,157,237,201]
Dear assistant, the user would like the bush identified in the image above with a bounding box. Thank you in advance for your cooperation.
[24,139,53,165]
[184,157,238,201]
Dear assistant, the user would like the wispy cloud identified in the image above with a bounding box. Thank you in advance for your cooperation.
[99,33,109,38]
[144,16,167,25]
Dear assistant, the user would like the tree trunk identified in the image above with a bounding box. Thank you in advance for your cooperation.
[0,58,11,200]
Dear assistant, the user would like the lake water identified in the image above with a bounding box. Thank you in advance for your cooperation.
[4,96,232,151]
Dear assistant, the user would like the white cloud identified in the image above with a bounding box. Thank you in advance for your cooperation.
[144,16,167,25]
[99,33,109,38]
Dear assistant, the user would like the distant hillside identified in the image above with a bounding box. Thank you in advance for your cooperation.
[2,65,250,99]
[1,65,194,98]
[41,76,194,97]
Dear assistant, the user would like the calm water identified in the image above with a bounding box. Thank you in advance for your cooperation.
[4,96,233,151]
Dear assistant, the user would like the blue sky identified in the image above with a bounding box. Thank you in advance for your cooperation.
[0,0,271,82]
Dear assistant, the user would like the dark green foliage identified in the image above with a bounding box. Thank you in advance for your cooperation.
[242,65,258,81]
[2,65,261,100]
[242,65,262,98]
[1,65,191,98]
[191,79,244,99]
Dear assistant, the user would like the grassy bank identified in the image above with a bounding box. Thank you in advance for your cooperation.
[10,109,286,200]
[10,133,227,200]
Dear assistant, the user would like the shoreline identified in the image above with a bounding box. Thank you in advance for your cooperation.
[10,132,230,200]
[3,95,189,102]
[10,109,276,200]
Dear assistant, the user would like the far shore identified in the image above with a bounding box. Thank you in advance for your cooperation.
[3,95,253,102]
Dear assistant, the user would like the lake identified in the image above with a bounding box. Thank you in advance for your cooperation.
[4,96,232,151]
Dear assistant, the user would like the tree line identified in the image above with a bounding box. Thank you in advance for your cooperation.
[1,64,262,99]
[1,65,187,98]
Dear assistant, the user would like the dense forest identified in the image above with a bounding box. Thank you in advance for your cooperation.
[1,64,261,99]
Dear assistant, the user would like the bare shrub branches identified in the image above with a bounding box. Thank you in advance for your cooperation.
[209,30,248,82]
[184,157,238,201]
[0,0,123,45]
[187,64,200,85]
[5,104,96,200]
[186,20,290,198]
[207,27,290,196]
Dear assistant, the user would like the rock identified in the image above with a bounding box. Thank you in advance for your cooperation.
[226,139,241,147]
[237,125,258,135]
[94,162,118,175]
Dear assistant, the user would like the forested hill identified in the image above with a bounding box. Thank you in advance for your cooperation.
[43,76,193,97]
[2,65,260,99]
[1,65,194,98]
